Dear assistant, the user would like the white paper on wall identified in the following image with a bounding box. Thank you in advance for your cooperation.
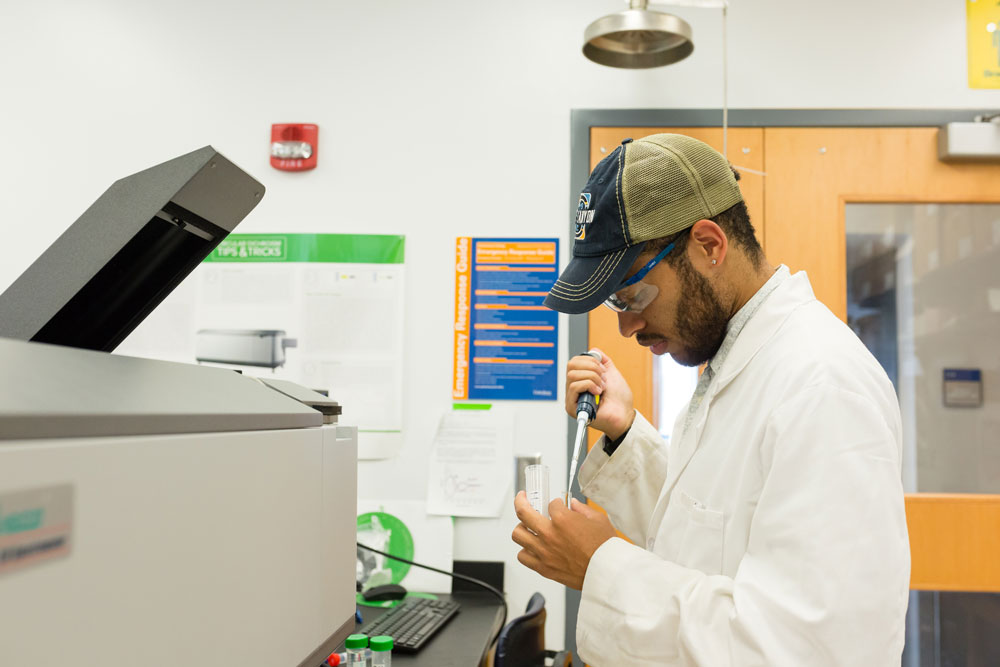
[116,233,406,460]
[426,409,514,518]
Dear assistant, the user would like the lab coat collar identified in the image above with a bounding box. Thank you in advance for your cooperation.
[710,269,815,395]
[652,269,816,517]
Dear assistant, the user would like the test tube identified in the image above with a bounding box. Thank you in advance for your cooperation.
[524,464,550,518]
[370,635,393,666]
[344,634,368,667]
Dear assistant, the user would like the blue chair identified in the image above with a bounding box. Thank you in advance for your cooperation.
[494,592,573,667]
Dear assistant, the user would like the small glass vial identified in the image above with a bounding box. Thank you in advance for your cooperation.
[344,633,368,667]
[370,635,393,667]
[524,464,550,518]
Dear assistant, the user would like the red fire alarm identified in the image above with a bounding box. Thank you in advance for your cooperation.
[270,123,318,171]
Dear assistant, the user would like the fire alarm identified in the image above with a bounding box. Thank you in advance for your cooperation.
[270,123,318,171]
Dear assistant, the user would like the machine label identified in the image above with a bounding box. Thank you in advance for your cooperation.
[0,484,73,576]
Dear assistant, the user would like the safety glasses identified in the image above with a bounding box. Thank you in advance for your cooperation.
[602,240,677,312]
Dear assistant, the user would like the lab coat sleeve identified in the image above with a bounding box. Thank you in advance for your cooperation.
[576,384,910,667]
[577,411,668,546]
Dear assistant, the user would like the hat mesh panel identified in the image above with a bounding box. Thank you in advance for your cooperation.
[623,134,743,243]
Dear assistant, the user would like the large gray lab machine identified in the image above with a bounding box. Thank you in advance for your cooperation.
[0,147,358,667]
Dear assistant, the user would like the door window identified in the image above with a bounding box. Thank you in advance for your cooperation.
[846,202,1000,667]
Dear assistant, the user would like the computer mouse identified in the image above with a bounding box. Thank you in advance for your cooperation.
[362,583,408,602]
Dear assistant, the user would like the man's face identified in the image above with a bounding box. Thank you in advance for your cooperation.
[615,248,729,367]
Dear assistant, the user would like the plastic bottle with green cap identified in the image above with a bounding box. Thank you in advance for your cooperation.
[344,633,369,666]
[370,635,393,666]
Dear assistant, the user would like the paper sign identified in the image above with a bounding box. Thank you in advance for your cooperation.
[968,0,1000,88]
[453,237,559,401]
[943,368,983,407]
[426,409,513,518]
[116,233,406,460]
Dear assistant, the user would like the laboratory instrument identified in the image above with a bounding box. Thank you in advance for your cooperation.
[0,147,358,667]
[525,464,551,518]
[370,635,394,666]
[567,350,602,505]
[344,634,369,666]
[515,453,543,495]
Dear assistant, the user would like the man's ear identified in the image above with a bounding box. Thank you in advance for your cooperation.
[689,219,727,267]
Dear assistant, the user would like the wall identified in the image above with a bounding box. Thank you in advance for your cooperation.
[2,0,999,652]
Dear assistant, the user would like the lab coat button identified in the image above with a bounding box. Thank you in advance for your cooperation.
[646,538,655,550]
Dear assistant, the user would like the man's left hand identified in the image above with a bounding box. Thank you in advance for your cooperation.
[512,491,617,590]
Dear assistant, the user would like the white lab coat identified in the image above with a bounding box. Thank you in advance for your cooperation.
[576,270,910,666]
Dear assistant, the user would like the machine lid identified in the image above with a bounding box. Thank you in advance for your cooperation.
[0,146,264,352]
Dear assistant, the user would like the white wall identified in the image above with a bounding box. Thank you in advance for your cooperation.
[3,0,999,653]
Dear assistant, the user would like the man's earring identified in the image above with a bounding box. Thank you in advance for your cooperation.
[711,259,717,265]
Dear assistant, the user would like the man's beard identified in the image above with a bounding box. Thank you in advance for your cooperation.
[647,260,729,367]
[673,260,729,366]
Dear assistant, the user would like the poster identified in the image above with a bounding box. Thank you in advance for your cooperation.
[116,233,406,460]
[453,238,559,401]
[968,0,1000,88]
[426,408,513,518]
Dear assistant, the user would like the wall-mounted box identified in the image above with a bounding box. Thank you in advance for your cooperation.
[938,122,1000,162]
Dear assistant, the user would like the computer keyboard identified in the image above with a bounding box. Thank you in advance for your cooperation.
[359,597,461,652]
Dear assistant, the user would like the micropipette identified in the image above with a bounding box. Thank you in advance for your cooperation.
[566,350,602,506]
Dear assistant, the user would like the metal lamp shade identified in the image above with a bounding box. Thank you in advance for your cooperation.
[583,9,694,69]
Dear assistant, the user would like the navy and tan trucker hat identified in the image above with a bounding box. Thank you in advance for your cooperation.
[544,133,744,314]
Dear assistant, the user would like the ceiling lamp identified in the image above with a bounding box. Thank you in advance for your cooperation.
[583,0,694,69]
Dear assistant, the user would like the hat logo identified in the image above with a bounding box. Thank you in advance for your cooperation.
[575,192,595,240]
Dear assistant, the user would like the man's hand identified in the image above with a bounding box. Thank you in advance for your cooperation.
[511,491,617,590]
[565,348,635,440]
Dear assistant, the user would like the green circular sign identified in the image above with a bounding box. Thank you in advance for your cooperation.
[357,511,414,584]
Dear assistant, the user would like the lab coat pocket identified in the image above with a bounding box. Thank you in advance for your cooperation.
[672,490,725,575]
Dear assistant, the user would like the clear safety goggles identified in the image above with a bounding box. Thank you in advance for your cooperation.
[603,240,677,313]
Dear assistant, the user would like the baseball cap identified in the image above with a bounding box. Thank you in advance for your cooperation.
[544,133,744,314]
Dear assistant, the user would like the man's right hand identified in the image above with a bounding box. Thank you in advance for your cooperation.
[565,349,635,441]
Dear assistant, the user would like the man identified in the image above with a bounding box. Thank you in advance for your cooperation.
[511,134,910,665]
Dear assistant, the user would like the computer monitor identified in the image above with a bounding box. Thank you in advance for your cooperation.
[0,146,264,352]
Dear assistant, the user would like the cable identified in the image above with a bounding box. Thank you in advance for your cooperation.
[357,543,509,650]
